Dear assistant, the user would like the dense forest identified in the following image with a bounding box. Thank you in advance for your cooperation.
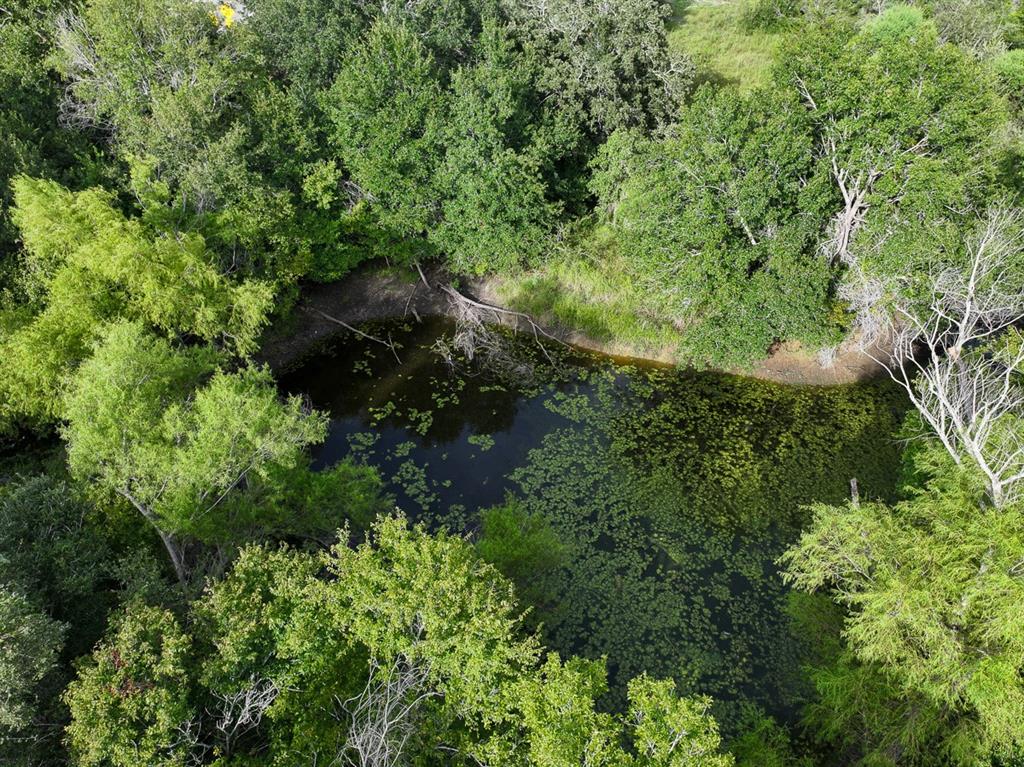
[3,0,1024,765]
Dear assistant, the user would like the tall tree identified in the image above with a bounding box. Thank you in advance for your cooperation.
[499,0,692,135]
[431,23,565,274]
[782,443,1024,764]
[325,19,445,244]
[60,321,345,582]
[596,87,831,367]
[0,176,273,434]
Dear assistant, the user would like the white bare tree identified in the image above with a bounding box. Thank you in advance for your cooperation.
[844,207,1024,507]
[211,675,279,757]
[337,655,438,767]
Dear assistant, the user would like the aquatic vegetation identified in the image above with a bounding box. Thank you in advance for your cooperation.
[287,319,907,734]
[468,433,496,452]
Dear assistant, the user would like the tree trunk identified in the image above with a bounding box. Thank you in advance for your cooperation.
[118,489,188,585]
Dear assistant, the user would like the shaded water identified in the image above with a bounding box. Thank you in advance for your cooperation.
[281,318,908,731]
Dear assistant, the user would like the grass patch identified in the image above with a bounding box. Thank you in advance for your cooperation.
[495,225,685,356]
[668,0,784,92]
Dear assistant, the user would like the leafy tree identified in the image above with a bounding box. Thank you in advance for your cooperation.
[923,0,1014,56]
[599,6,1007,367]
[742,0,802,31]
[325,18,573,274]
[781,443,1024,764]
[499,0,692,135]
[598,87,832,367]
[61,321,343,582]
[728,705,813,767]
[0,0,102,265]
[52,0,362,280]
[0,176,273,433]
[0,474,117,652]
[778,7,1005,275]
[64,603,195,767]
[993,48,1024,115]
[325,20,444,244]
[0,587,64,737]
[431,23,565,274]
[627,677,733,767]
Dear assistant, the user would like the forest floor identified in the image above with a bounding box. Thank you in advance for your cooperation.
[259,264,886,385]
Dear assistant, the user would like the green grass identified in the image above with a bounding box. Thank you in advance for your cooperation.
[668,0,784,92]
[495,225,685,356]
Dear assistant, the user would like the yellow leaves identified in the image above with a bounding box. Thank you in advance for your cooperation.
[218,3,235,27]
[209,3,237,30]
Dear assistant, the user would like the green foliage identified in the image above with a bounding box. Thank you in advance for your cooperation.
[781,443,1024,764]
[51,0,382,281]
[326,20,443,243]
[596,87,832,367]
[62,321,334,546]
[780,6,1005,276]
[628,677,732,767]
[64,603,194,767]
[0,177,274,434]
[728,705,813,767]
[12,177,274,351]
[0,474,117,653]
[0,0,101,263]
[924,0,1014,56]
[62,517,734,765]
[326,19,569,274]
[0,586,64,733]
[501,0,692,134]
[601,7,1007,367]
[742,0,801,31]
[431,24,564,273]
[993,48,1024,114]
[1007,3,1024,49]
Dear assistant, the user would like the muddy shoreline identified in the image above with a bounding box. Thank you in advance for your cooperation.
[258,265,886,385]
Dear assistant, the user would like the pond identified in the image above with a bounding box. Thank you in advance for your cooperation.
[281,317,908,733]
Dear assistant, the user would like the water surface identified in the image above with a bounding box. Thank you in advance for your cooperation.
[282,318,907,730]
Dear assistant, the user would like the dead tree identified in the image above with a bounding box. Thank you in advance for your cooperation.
[338,655,437,767]
[211,675,279,758]
[305,306,402,364]
[430,282,565,380]
[845,207,1024,506]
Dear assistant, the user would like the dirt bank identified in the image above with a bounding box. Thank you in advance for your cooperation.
[258,265,886,385]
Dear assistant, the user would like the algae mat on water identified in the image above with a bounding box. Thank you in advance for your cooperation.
[282,319,908,730]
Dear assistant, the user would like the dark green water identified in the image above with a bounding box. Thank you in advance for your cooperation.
[281,318,908,731]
